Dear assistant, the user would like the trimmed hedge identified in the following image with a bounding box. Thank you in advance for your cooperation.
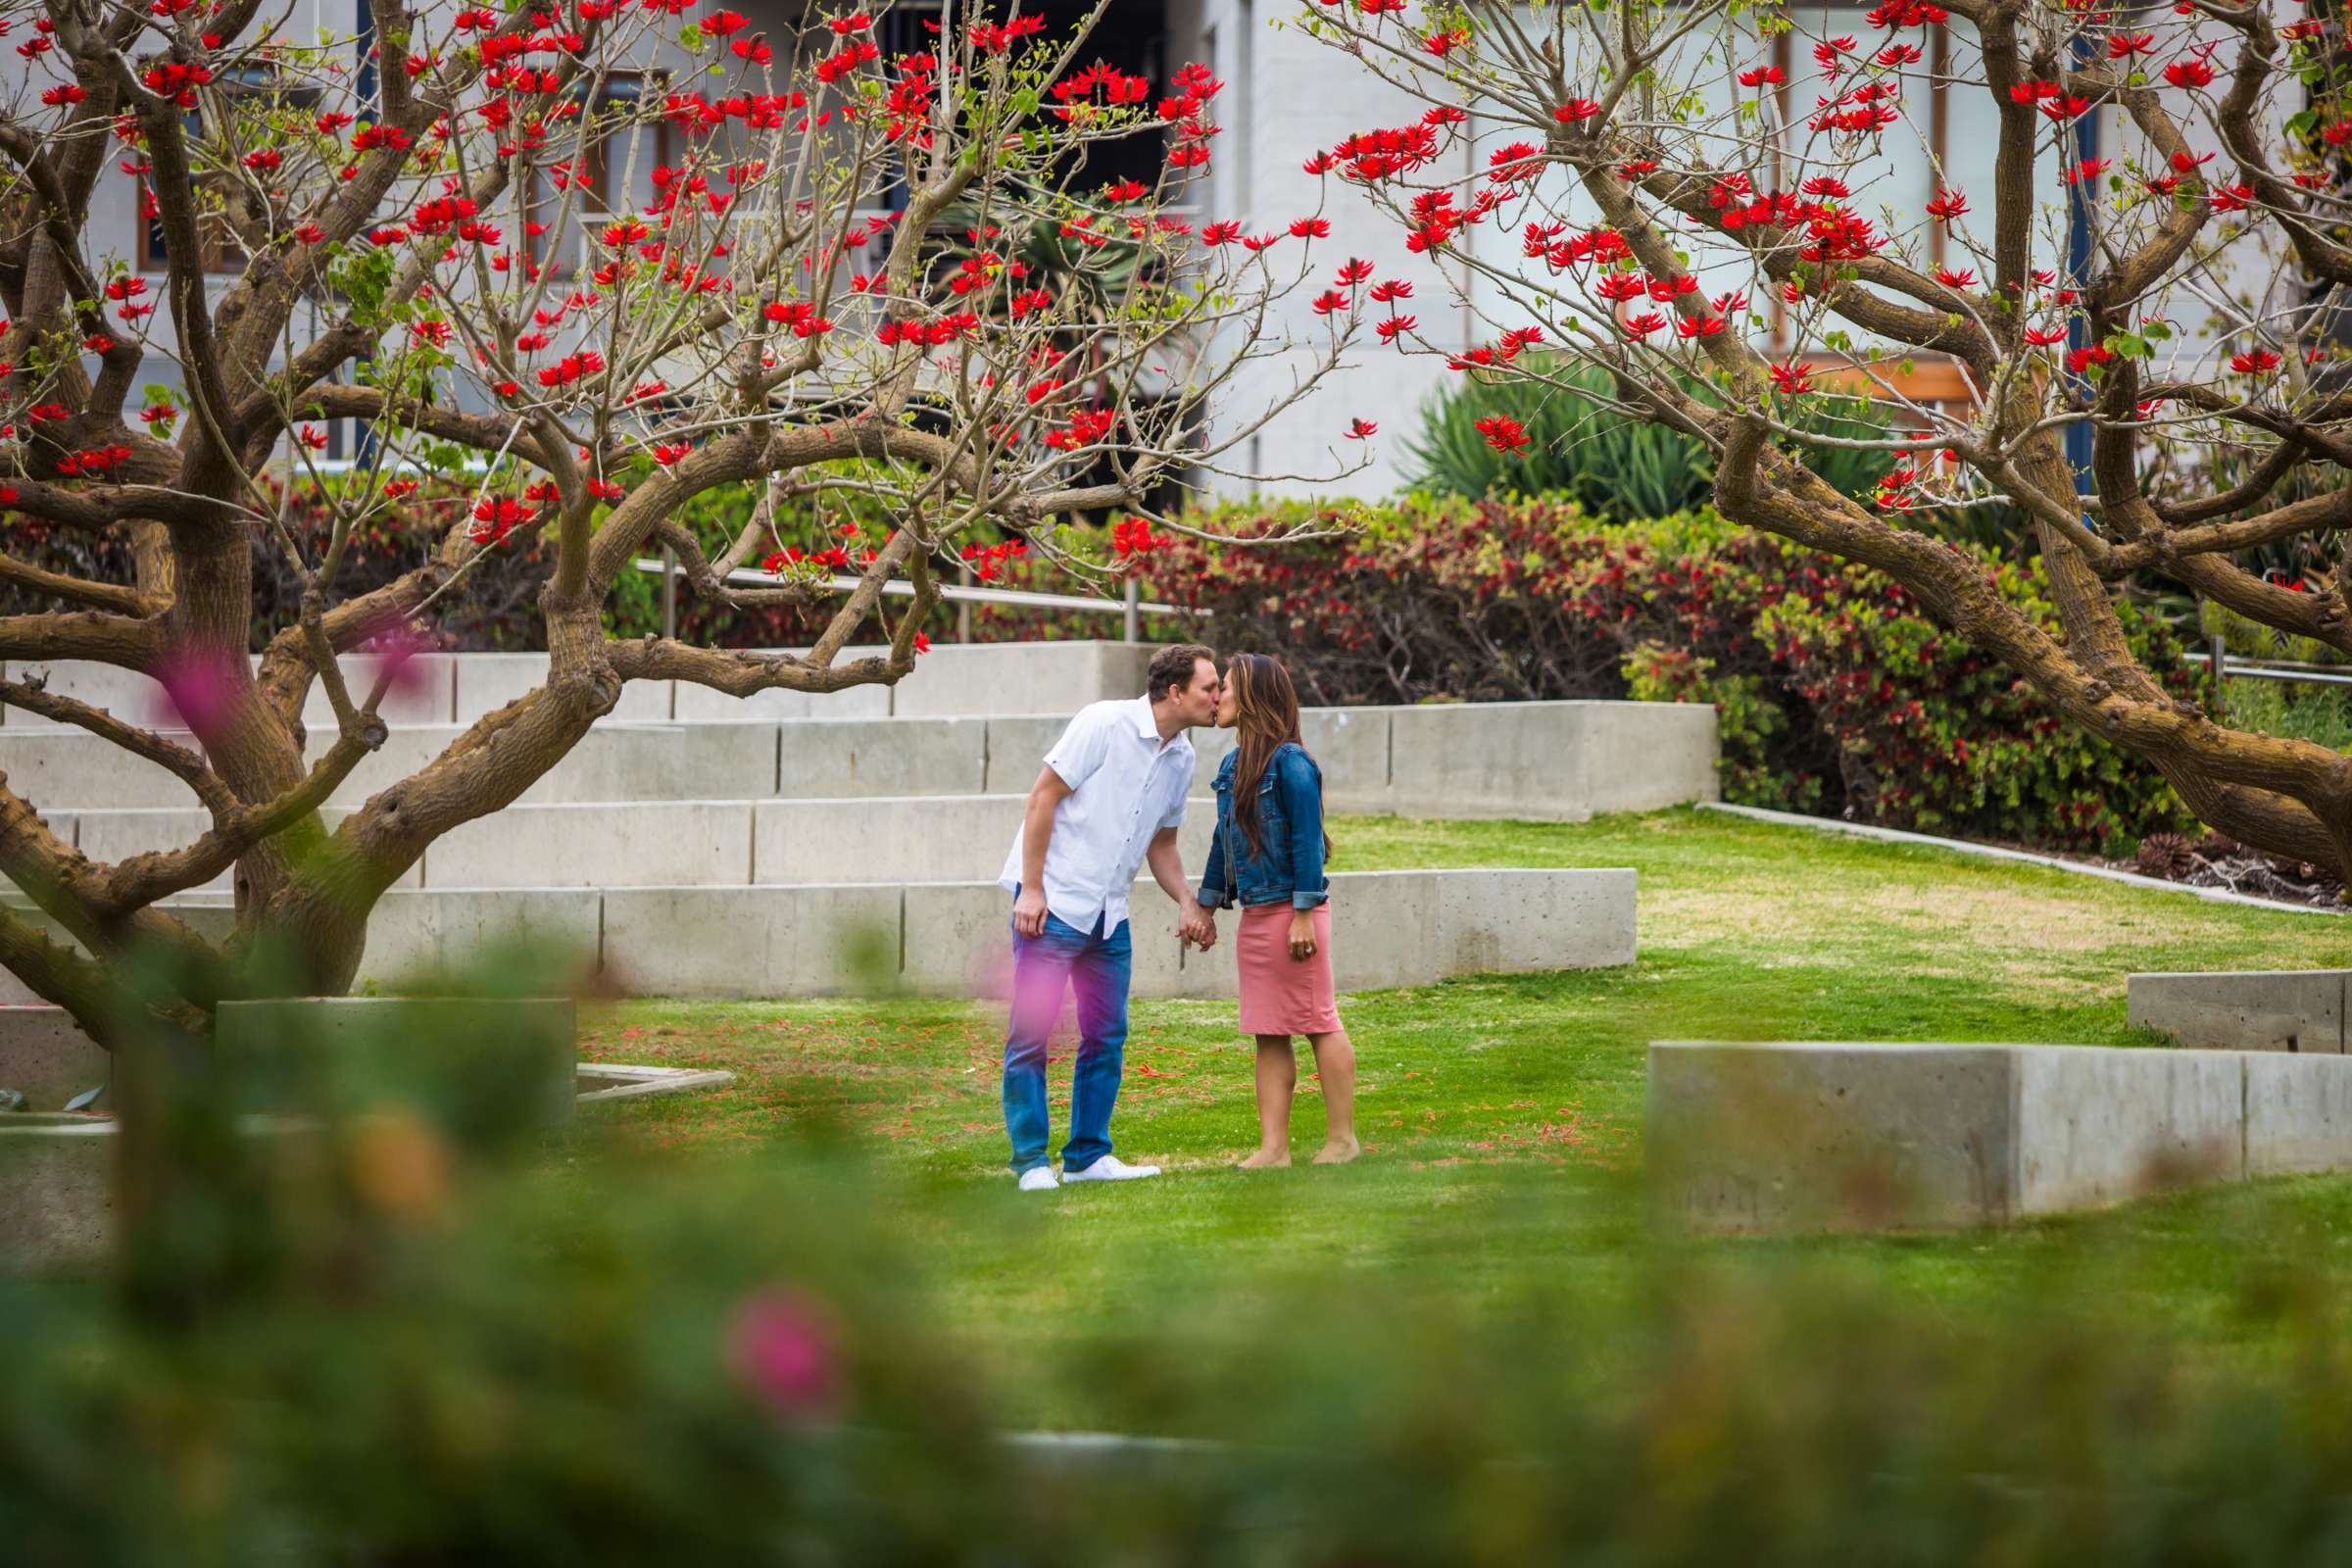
[1138,500,2197,856]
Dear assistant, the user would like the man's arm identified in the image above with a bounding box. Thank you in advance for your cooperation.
[1146,827,1214,950]
[1014,765,1074,938]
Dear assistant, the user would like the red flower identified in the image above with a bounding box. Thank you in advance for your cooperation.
[1737,64,1786,88]
[1375,314,1416,343]
[1334,258,1375,286]
[1769,362,1812,395]
[1621,312,1668,339]
[1554,98,1601,123]
[1367,278,1412,303]
[1346,417,1377,439]
[1288,217,1331,239]
[652,443,693,466]
[1311,289,1348,316]
[1110,517,1166,557]
[2230,347,2281,374]
[1473,415,1530,454]
[1924,188,1967,220]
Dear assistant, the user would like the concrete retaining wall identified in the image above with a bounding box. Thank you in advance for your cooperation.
[1647,1040,2349,1234]
[0,869,1635,1004]
[2128,970,2349,1054]
[3,701,1720,819]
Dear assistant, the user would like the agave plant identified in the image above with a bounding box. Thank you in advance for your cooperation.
[1405,360,1715,519]
[1405,359,1955,528]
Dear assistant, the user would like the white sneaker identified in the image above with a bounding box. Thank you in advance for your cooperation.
[1017,1166,1060,1193]
[1060,1154,1161,1183]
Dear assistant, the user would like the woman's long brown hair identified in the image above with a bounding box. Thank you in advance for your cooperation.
[1229,654,1308,859]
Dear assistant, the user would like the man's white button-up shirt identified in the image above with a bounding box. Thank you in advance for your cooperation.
[999,697,1196,934]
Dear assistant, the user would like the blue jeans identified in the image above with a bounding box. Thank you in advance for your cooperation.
[1004,899,1133,1175]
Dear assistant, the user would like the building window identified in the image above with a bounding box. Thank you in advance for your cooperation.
[528,74,673,277]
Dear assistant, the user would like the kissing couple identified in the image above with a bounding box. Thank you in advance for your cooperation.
[996,644,1361,1190]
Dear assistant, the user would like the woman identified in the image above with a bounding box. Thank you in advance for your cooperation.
[1198,655,1361,1167]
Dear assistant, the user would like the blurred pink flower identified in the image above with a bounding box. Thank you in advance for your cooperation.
[363,622,436,704]
[726,1288,843,1422]
[149,646,243,731]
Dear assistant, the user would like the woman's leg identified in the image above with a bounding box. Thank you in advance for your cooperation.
[1305,1022,1360,1162]
[1238,1035,1296,1168]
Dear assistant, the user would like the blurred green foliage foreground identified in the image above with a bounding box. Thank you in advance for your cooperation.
[11,808,2352,1564]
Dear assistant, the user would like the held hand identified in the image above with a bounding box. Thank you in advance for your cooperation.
[1012,887,1051,939]
[1179,900,1216,951]
[1289,910,1318,963]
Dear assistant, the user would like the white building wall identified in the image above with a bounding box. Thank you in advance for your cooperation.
[1179,0,1466,501]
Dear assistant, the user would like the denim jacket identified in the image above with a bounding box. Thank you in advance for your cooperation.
[1198,743,1330,911]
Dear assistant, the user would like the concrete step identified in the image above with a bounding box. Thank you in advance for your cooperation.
[0,867,1638,1003]
[0,701,1720,819]
[0,641,1152,728]
[63,795,1218,893]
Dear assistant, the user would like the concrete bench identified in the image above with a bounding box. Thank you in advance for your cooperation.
[2128,970,2349,1054]
[1648,1040,2352,1234]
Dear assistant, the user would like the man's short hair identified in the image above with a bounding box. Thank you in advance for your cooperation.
[1146,643,1216,704]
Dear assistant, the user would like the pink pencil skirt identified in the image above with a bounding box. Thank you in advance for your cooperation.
[1235,903,1341,1037]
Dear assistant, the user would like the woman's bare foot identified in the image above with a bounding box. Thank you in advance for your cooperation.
[1237,1147,1292,1169]
[1312,1139,1361,1165]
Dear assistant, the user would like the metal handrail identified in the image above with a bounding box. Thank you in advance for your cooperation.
[2187,648,2352,689]
[630,556,1200,643]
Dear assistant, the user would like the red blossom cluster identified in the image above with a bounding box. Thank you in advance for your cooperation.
[960,537,1029,580]
[54,444,133,477]
[1109,517,1166,557]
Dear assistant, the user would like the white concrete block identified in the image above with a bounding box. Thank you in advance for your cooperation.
[777,717,985,798]
[899,878,1188,1000]
[1434,866,1640,973]
[513,722,781,804]
[892,641,1152,718]
[354,888,602,991]
[599,884,904,998]
[71,806,409,894]
[1580,700,1722,814]
[2013,1046,2244,1212]
[2129,970,2347,1054]
[422,801,752,889]
[1,660,172,726]
[295,652,461,727]
[450,652,673,724]
[1647,1042,2327,1234]
[982,715,1074,793]
[2245,1053,2352,1177]
[752,794,1212,888]
[0,728,201,810]
[1648,1042,2023,1232]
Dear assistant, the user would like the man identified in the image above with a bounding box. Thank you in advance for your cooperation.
[998,644,1221,1191]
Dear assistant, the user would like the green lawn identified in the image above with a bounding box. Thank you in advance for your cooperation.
[577,808,2352,1425]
